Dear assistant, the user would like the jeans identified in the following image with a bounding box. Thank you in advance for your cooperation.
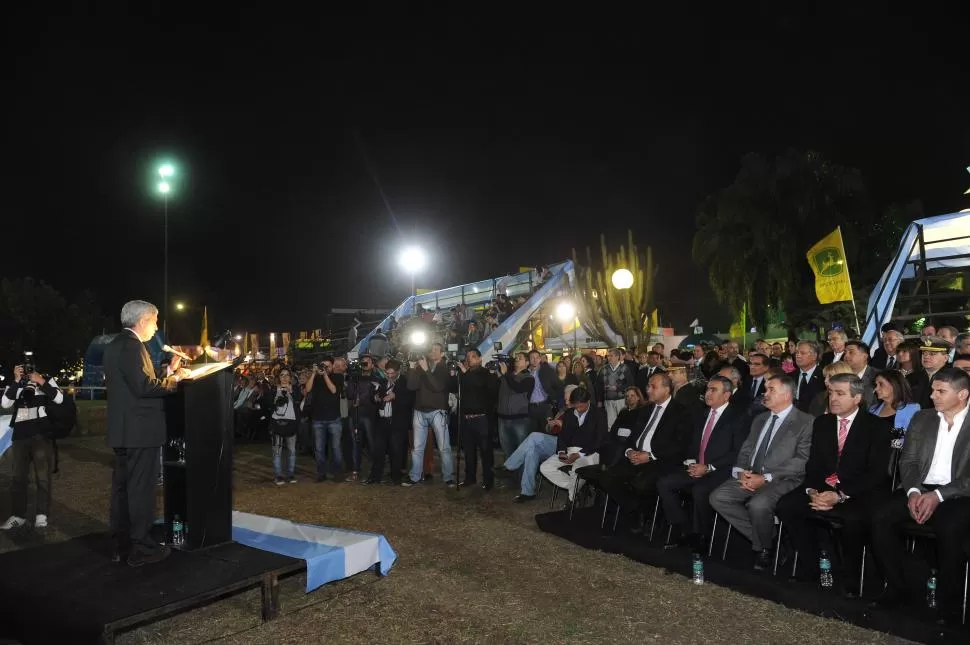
[272,434,297,477]
[503,432,557,496]
[313,418,343,476]
[409,409,453,484]
[497,417,530,458]
[351,412,377,473]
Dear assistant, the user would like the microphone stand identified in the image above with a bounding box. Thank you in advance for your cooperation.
[454,364,463,490]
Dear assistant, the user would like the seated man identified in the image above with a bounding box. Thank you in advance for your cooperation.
[538,388,607,503]
[869,367,970,627]
[598,372,692,532]
[657,375,748,551]
[709,374,814,570]
[501,386,576,503]
[775,374,891,594]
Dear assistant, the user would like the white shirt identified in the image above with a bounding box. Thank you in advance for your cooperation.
[733,404,795,481]
[909,403,969,502]
[832,351,844,363]
[626,396,671,458]
[573,408,589,426]
[693,401,730,469]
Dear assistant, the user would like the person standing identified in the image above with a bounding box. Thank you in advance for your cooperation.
[103,300,188,567]
[455,350,499,489]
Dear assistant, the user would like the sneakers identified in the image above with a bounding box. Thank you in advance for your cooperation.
[34,514,48,529]
[274,477,285,486]
[288,475,297,484]
[345,472,359,483]
[401,479,419,488]
[0,516,27,530]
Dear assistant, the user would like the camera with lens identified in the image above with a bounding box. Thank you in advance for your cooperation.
[346,359,363,378]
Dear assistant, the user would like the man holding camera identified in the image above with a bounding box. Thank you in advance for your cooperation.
[454,349,499,489]
[346,356,384,483]
[1,364,64,531]
[404,343,454,487]
[306,359,344,481]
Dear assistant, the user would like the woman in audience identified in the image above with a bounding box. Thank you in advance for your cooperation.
[870,370,919,433]
[894,340,921,376]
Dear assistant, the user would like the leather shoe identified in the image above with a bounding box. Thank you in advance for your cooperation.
[753,549,773,571]
[513,494,536,503]
[481,482,493,491]
[128,545,172,567]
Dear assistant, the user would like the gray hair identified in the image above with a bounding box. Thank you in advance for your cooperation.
[797,340,819,357]
[827,330,848,342]
[120,300,158,328]
[828,373,865,397]
[718,365,742,385]
[767,373,795,396]
[884,329,905,341]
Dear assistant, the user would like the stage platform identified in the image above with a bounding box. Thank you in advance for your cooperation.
[0,533,310,645]
[536,507,967,644]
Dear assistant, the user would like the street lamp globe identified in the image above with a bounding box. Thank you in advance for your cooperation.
[398,246,427,274]
[175,302,185,311]
[611,268,634,290]
[158,181,171,194]
[556,302,576,322]
[158,164,175,178]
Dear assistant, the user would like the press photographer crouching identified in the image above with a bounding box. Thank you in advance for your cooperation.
[1,364,64,530]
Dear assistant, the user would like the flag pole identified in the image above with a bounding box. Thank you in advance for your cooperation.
[837,226,862,336]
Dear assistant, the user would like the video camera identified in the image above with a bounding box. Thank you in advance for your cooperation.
[445,343,466,371]
[485,342,511,372]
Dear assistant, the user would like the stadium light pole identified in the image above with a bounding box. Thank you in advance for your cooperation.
[556,301,577,354]
[157,162,176,335]
[398,246,427,299]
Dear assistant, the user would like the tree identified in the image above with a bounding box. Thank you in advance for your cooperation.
[571,230,656,350]
[0,278,111,372]
[692,149,874,334]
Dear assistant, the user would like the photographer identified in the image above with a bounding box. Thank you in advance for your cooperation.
[306,360,344,482]
[403,343,453,487]
[370,360,413,484]
[1,364,64,530]
[495,352,534,458]
[346,356,384,483]
[454,350,499,489]
[270,369,300,485]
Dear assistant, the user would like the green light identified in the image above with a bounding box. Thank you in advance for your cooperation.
[158,181,171,194]
[159,164,175,178]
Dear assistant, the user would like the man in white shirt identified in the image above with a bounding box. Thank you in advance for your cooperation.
[869,368,970,626]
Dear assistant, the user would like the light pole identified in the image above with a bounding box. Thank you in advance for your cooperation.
[398,246,427,299]
[556,302,577,354]
[157,162,175,335]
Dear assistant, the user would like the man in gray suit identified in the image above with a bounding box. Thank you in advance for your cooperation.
[869,367,970,627]
[710,374,814,570]
[104,300,189,567]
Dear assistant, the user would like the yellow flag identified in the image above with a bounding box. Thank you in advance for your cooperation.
[806,227,853,304]
[200,306,209,347]
[533,324,544,349]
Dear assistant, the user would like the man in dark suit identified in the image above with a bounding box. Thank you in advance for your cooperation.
[634,350,665,396]
[819,329,848,367]
[793,341,824,413]
[599,371,691,531]
[869,368,970,626]
[657,376,748,551]
[104,300,189,567]
[870,325,902,371]
[843,340,879,408]
[710,374,815,569]
[775,374,891,594]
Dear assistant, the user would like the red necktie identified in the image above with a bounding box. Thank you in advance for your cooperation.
[825,417,850,487]
[698,409,718,465]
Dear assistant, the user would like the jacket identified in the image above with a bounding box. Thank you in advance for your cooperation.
[557,407,607,454]
[497,370,534,418]
[803,411,892,497]
[407,360,451,412]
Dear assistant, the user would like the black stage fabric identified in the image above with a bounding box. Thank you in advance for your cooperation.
[536,507,967,644]
[0,533,303,644]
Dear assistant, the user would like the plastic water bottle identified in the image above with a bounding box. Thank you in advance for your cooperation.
[926,569,937,608]
[819,550,833,588]
[172,514,184,547]
[692,553,705,585]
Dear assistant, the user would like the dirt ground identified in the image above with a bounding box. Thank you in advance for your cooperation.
[0,437,916,645]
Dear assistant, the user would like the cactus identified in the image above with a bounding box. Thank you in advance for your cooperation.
[572,230,656,350]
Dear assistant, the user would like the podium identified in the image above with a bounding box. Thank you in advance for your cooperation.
[163,362,234,550]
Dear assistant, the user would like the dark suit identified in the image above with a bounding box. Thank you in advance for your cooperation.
[657,403,749,539]
[905,369,934,409]
[556,407,607,455]
[730,357,750,381]
[794,367,825,413]
[775,411,892,581]
[871,407,970,617]
[857,365,879,409]
[103,330,180,554]
[635,365,664,397]
[371,377,414,483]
[870,346,895,371]
[599,399,692,513]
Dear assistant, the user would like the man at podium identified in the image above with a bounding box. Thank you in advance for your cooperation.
[103,300,189,566]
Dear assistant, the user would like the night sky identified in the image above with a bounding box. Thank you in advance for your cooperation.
[7,7,968,337]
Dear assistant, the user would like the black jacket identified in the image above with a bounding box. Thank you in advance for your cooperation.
[620,399,692,465]
[556,407,607,455]
[375,377,414,431]
[103,330,180,448]
[794,367,825,413]
[601,406,642,465]
[531,362,564,404]
[407,360,451,412]
[454,366,498,415]
[803,411,892,497]
[688,403,749,472]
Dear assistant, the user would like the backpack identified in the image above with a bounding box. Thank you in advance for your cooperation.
[46,397,78,439]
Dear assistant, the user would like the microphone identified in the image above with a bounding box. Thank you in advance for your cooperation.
[162,344,192,361]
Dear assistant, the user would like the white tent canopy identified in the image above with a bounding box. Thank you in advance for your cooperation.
[862,210,970,348]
